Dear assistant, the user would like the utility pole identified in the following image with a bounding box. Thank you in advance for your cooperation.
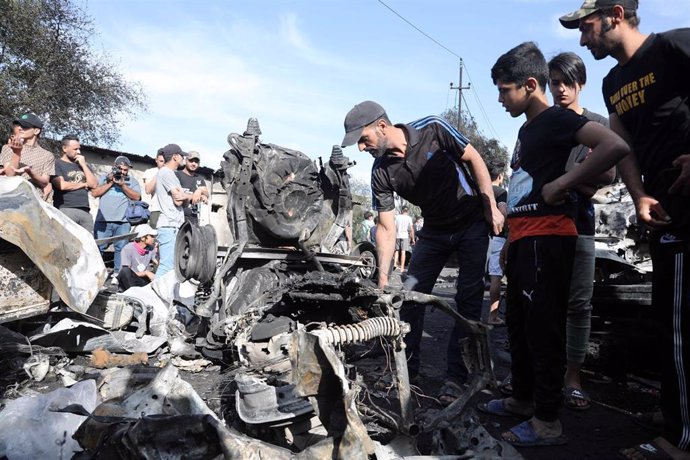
[449,58,471,131]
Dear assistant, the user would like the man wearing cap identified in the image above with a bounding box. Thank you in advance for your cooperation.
[0,113,55,192]
[175,150,209,225]
[118,224,158,291]
[560,2,690,458]
[91,155,142,283]
[155,143,192,278]
[341,101,504,397]
[51,135,98,233]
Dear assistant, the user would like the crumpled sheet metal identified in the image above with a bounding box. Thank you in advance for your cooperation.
[291,328,375,459]
[0,379,97,460]
[29,318,166,354]
[0,177,106,312]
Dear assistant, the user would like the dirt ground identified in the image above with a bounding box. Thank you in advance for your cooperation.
[0,267,663,459]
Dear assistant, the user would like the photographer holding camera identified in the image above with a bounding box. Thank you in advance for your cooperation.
[92,155,141,285]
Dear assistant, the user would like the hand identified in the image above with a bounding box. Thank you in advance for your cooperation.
[541,179,568,206]
[7,135,23,154]
[75,154,87,166]
[191,189,203,204]
[15,165,31,176]
[485,203,505,236]
[636,195,671,228]
[668,154,690,197]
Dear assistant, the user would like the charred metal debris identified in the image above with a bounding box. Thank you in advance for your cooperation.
[0,119,504,459]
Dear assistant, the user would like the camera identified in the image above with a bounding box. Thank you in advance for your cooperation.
[111,166,123,181]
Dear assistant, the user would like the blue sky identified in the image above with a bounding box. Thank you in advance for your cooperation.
[83,0,690,181]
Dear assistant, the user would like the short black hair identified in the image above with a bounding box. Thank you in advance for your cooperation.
[61,134,79,147]
[597,7,640,28]
[491,41,549,91]
[548,52,587,87]
[488,161,506,181]
[401,206,409,213]
[364,211,373,219]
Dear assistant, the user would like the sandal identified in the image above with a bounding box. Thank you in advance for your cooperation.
[437,380,465,407]
[617,440,673,459]
[564,386,591,411]
[476,398,533,418]
[501,420,568,447]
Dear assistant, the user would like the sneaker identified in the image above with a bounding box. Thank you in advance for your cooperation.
[111,275,119,286]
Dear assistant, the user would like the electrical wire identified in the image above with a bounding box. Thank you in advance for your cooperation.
[377,0,500,140]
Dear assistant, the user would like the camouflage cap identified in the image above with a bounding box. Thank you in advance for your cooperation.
[559,0,638,29]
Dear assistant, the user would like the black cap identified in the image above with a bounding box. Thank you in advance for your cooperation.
[114,155,132,167]
[341,101,387,147]
[157,143,188,162]
[559,0,638,29]
[13,113,44,129]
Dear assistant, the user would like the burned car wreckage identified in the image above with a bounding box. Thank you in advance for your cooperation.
[167,119,499,457]
[0,119,502,459]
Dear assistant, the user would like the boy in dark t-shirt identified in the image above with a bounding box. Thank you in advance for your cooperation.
[483,42,631,447]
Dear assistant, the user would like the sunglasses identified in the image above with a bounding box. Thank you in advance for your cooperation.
[187,158,199,163]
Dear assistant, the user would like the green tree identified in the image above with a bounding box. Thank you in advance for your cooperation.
[0,0,146,145]
[440,107,509,177]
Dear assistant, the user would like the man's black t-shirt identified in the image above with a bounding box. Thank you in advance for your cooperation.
[371,116,483,231]
[53,158,90,209]
[603,29,690,232]
[175,170,204,224]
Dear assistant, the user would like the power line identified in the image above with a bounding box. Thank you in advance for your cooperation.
[377,0,500,140]
[377,0,461,61]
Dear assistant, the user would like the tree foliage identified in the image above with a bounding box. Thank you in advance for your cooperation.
[440,107,510,177]
[0,0,146,145]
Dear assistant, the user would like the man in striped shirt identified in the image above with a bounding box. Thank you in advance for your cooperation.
[341,100,503,402]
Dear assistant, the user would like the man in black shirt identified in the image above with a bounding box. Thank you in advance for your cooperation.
[341,100,504,399]
[51,135,97,232]
[561,1,690,457]
[175,150,208,225]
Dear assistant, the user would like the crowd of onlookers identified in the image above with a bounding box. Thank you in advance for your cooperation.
[0,114,209,292]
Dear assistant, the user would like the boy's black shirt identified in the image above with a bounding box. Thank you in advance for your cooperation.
[508,106,588,219]
[603,29,690,231]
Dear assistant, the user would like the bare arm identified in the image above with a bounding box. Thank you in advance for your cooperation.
[91,176,112,198]
[52,175,87,191]
[610,114,670,227]
[461,144,504,235]
[77,156,98,189]
[542,121,630,205]
[144,174,157,195]
[375,210,396,288]
[119,180,141,201]
[191,186,209,204]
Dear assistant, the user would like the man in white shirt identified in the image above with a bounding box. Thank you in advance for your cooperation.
[141,151,165,227]
[394,206,414,273]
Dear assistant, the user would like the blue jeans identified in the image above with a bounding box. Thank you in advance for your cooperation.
[401,219,489,383]
[156,226,178,278]
[94,221,131,275]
